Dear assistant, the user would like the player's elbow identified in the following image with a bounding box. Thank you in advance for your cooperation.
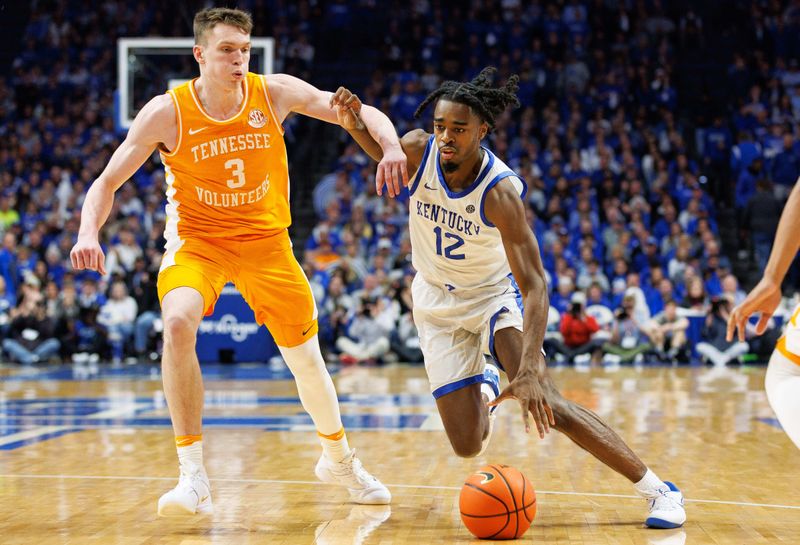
[518,271,547,302]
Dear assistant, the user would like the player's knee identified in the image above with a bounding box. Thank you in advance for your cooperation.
[162,312,198,348]
[451,438,483,459]
[448,427,486,458]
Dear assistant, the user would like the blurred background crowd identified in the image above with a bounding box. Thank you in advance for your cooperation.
[2,0,800,367]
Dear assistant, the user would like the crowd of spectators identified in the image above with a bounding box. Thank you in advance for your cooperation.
[1,1,800,367]
[304,0,800,366]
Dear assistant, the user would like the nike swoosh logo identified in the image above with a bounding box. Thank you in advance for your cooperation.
[424,182,437,190]
[302,325,314,336]
[199,495,209,503]
[188,126,210,135]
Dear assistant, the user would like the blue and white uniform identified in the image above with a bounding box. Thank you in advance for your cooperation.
[408,135,527,397]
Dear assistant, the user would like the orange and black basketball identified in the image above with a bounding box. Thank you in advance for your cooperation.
[459,464,536,540]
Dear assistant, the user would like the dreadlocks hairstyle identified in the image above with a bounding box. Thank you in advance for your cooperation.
[413,67,520,131]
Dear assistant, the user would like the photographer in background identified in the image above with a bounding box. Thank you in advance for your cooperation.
[646,300,690,363]
[335,296,392,365]
[602,292,654,363]
[544,291,604,364]
[2,298,60,365]
[696,295,749,367]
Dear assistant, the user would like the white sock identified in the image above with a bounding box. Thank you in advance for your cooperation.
[177,441,203,469]
[320,432,352,463]
[634,468,669,498]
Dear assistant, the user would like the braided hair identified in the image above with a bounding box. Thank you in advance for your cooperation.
[413,67,520,131]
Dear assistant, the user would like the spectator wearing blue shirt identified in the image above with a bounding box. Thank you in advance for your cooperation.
[735,158,764,210]
[771,133,800,199]
[730,131,762,179]
[744,179,784,271]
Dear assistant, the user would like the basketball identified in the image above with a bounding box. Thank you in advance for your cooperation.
[459,464,537,540]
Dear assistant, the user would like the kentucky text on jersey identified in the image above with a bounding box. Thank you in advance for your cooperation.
[415,201,482,236]
[190,133,272,162]
[194,176,270,208]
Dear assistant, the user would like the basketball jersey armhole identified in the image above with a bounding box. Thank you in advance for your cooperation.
[479,172,527,227]
[261,75,285,135]
[408,136,434,196]
[159,90,182,157]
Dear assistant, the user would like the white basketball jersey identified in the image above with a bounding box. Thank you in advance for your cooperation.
[409,135,527,291]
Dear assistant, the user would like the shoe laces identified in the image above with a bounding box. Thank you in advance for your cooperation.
[178,461,208,490]
[333,450,379,487]
[649,489,683,512]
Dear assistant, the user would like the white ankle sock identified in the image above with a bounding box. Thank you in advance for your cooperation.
[177,441,203,469]
[634,468,669,497]
[320,434,351,463]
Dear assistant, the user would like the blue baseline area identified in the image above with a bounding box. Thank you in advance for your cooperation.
[0,394,434,409]
[0,363,300,382]
[0,394,435,450]
[1,414,428,430]
[0,428,78,450]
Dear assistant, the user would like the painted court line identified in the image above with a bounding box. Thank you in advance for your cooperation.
[0,426,72,447]
[1,473,798,511]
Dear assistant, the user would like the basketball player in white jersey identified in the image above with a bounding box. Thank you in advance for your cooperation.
[727,178,800,451]
[334,68,686,528]
[70,7,408,516]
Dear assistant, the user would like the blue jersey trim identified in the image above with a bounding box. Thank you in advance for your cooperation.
[507,273,524,314]
[432,373,484,399]
[436,147,495,198]
[488,306,510,365]
[479,171,528,227]
[408,136,434,197]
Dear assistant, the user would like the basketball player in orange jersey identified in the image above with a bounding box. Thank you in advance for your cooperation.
[727,178,800,451]
[70,7,407,516]
[334,70,686,528]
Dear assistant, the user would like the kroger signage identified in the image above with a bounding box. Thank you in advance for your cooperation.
[198,314,260,342]
[196,284,276,363]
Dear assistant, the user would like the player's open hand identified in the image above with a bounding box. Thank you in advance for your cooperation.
[376,147,409,199]
[330,87,364,132]
[726,277,782,342]
[488,369,555,439]
[70,235,107,276]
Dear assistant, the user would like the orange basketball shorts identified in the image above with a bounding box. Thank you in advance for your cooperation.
[776,303,800,367]
[157,229,318,347]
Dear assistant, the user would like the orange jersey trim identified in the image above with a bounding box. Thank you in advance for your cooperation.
[776,336,800,367]
[159,72,291,240]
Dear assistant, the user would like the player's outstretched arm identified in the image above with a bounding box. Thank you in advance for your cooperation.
[71,94,174,275]
[327,89,431,198]
[727,178,800,342]
[328,87,385,163]
[265,74,408,197]
[484,179,555,439]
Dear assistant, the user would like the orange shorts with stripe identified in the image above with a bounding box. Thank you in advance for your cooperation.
[157,229,317,347]
[776,304,800,367]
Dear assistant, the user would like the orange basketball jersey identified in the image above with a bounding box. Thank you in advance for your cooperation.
[159,72,290,241]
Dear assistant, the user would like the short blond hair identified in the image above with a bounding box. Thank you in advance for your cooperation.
[193,7,253,45]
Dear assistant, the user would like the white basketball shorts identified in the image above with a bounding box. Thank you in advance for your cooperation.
[411,273,524,398]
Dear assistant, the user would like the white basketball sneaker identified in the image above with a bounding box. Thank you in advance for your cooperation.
[315,449,391,505]
[157,460,213,516]
[645,481,686,529]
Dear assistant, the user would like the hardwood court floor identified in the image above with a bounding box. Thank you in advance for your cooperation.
[1,362,798,544]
